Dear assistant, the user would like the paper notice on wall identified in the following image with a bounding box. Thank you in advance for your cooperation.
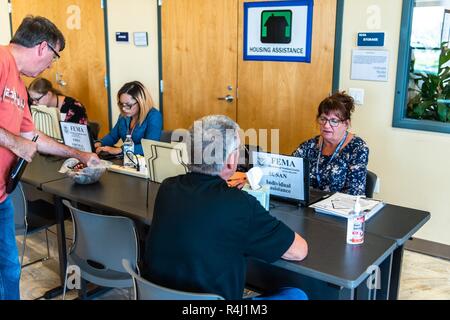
[351,49,389,82]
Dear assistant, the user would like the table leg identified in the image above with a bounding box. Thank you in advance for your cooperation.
[389,245,404,300]
[42,196,68,299]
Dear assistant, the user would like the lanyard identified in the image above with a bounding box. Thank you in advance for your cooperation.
[127,118,136,136]
[316,131,348,185]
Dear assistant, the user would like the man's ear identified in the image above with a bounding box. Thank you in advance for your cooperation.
[37,41,46,57]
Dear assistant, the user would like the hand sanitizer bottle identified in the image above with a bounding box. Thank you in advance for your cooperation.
[123,134,134,167]
[346,196,365,244]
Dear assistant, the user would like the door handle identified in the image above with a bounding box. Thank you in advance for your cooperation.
[56,72,67,86]
[218,95,234,103]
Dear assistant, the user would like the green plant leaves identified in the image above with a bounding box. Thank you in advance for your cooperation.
[407,42,450,123]
[437,103,449,122]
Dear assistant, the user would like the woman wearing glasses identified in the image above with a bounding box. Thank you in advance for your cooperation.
[292,91,369,195]
[94,81,162,156]
[28,77,88,125]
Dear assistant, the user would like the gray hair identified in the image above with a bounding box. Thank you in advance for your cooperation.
[188,115,240,176]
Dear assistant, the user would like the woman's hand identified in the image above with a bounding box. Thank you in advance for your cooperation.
[95,146,122,155]
[94,142,102,149]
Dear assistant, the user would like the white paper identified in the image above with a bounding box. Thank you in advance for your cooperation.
[133,32,148,47]
[351,49,389,81]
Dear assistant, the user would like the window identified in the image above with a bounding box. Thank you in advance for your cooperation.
[393,0,450,134]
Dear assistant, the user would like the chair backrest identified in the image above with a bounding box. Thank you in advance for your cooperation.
[31,105,62,140]
[122,259,224,300]
[159,130,172,143]
[160,130,185,143]
[10,182,27,236]
[142,139,188,183]
[365,170,378,198]
[87,121,100,141]
[62,200,138,273]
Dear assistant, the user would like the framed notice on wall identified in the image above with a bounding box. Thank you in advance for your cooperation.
[243,0,313,62]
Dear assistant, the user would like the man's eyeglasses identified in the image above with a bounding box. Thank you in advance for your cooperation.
[30,92,46,105]
[47,42,60,62]
[119,101,137,110]
[318,116,344,127]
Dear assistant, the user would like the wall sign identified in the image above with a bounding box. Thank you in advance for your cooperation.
[351,49,389,82]
[115,32,129,42]
[357,32,385,47]
[134,32,148,47]
[60,122,92,152]
[243,0,313,62]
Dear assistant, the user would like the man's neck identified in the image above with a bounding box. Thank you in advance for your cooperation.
[7,44,25,74]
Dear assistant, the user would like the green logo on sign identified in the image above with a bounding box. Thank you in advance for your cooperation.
[261,10,292,44]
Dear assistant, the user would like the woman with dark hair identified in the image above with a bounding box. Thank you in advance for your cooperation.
[28,77,88,124]
[292,91,369,195]
[94,81,162,156]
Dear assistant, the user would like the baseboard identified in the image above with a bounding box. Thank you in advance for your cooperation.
[405,237,450,261]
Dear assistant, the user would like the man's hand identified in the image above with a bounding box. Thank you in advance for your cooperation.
[78,152,101,166]
[10,136,38,162]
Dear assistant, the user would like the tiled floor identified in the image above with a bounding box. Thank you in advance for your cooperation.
[17,225,450,300]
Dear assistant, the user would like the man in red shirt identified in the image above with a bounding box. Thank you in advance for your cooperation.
[0,16,99,300]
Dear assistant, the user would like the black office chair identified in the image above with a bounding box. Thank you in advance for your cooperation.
[365,170,378,198]
[88,121,100,141]
[160,129,186,143]
[237,144,262,172]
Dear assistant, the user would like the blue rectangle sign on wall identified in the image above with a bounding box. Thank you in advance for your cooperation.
[115,32,129,42]
[357,32,385,47]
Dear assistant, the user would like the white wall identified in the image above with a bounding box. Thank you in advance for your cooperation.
[0,0,11,44]
[106,0,160,125]
[340,0,450,245]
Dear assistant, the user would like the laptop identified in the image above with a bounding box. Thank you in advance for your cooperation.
[251,151,330,207]
[59,122,122,160]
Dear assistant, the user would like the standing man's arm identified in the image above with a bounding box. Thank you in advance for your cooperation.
[0,127,37,162]
[21,130,100,165]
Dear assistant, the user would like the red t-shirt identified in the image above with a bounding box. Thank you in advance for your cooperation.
[0,46,35,202]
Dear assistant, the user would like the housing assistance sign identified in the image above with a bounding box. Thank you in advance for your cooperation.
[243,0,313,62]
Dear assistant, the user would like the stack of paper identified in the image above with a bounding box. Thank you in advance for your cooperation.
[309,192,385,221]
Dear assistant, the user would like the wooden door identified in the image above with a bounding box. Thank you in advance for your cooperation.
[161,0,238,130]
[11,0,109,136]
[237,0,337,154]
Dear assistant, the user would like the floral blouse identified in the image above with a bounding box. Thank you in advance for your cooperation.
[292,134,369,195]
[61,96,88,125]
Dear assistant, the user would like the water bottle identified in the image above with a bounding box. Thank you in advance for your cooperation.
[346,197,365,245]
[123,134,134,167]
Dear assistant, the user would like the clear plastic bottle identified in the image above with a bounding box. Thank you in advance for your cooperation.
[123,134,134,167]
[346,197,365,244]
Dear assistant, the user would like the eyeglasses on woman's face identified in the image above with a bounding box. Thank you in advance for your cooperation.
[318,116,345,127]
[30,92,47,105]
[119,100,137,110]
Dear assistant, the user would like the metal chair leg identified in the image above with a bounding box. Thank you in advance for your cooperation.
[45,229,51,260]
[20,234,28,269]
[62,265,70,300]
[21,230,51,268]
